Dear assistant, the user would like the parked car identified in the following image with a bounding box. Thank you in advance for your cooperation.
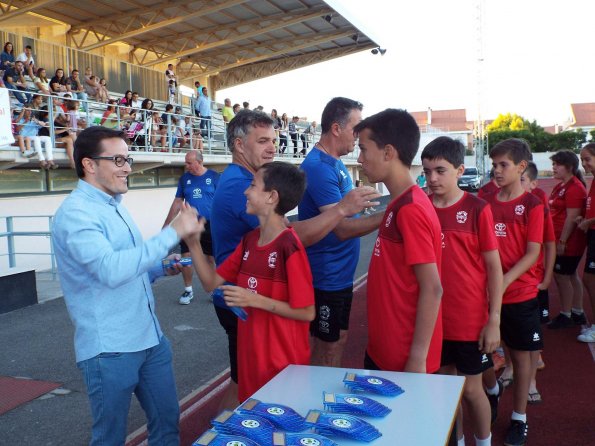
[458,167,482,191]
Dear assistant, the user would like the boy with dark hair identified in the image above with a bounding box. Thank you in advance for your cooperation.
[187,161,315,402]
[484,138,544,446]
[354,109,444,374]
[421,136,503,446]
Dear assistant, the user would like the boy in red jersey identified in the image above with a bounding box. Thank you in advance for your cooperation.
[421,136,503,446]
[484,138,544,446]
[186,161,315,402]
[478,169,500,199]
[355,108,443,374]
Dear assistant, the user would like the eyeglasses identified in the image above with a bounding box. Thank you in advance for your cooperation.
[90,155,134,167]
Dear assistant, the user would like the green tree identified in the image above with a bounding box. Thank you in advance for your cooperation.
[589,129,595,142]
[550,129,587,153]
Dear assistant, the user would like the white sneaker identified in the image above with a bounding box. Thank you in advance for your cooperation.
[578,327,595,343]
[179,290,193,305]
[580,325,595,335]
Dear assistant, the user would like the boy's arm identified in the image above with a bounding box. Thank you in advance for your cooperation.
[539,241,556,290]
[221,285,315,322]
[319,203,384,241]
[502,241,541,291]
[406,262,442,373]
[479,250,503,353]
[185,231,225,292]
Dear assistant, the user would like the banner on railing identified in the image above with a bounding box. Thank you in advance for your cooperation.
[0,89,14,146]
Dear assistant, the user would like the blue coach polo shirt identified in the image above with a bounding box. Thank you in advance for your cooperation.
[298,148,360,291]
[175,170,219,220]
[211,163,259,266]
[52,180,179,362]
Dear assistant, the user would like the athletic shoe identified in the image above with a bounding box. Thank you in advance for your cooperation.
[580,325,595,335]
[504,420,528,446]
[571,312,587,325]
[487,380,503,425]
[577,327,595,343]
[547,313,573,329]
[179,290,193,305]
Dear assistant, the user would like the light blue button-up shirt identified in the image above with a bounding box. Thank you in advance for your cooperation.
[52,179,179,362]
[195,95,211,117]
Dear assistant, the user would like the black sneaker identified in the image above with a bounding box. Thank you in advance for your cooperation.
[547,313,573,329]
[486,380,504,425]
[504,420,528,446]
[571,312,587,325]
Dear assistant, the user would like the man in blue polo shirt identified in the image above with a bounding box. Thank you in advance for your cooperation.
[299,97,384,368]
[163,149,219,305]
[211,109,381,408]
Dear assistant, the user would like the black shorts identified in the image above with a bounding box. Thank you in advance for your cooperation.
[214,305,238,383]
[537,288,550,324]
[180,220,213,256]
[440,340,493,375]
[584,229,595,274]
[309,286,353,342]
[501,298,543,351]
[554,255,582,275]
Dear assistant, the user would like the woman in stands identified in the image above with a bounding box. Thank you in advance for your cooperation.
[98,78,109,103]
[119,90,133,106]
[84,69,100,102]
[50,69,68,94]
[33,68,51,95]
[1,42,15,69]
[49,97,76,167]
[100,100,119,129]
[278,112,289,154]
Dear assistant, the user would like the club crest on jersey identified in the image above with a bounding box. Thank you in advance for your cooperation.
[385,211,393,227]
[247,276,257,289]
[441,232,445,248]
[515,204,525,215]
[374,236,381,256]
[186,179,191,185]
[456,211,468,223]
[320,305,331,321]
[192,188,202,199]
[559,188,565,197]
[243,250,249,260]
[495,222,507,237]
[268,252,277,269]
[206,178,212,185]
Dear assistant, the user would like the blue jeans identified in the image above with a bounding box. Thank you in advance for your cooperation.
[77,336,180,446]
[5,81,31,104]
[200,116,211,139]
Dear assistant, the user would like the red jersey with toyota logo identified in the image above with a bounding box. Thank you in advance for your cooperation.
[433,192,498,341]
[217,227,314,402]
[549,177,586,256]
[484,191,544,304]
[366,185,443,373]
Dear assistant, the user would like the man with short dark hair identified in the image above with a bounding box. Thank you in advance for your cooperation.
[53,126,201,445]
[299,97,383,368]
[67,69,88,111]
[2,60,30,104]
[163,150,219,305]
[15,45,35,79]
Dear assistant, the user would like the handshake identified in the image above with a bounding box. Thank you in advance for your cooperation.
[169,204,205,240]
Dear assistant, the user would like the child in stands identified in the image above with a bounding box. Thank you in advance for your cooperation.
[186,161,315,403]
[421,136,503,446]
[354,109,443,375]
[483,138,544,446]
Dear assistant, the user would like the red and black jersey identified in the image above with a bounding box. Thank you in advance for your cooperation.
[478,181,499,199]
[549,177,586,256]
[367,185,443,373]
[484,191,544,304]
[587,181,595,229]
[433,193,498,341]
[217,227,314,402]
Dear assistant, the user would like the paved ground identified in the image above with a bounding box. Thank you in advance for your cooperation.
[0,201,386,446]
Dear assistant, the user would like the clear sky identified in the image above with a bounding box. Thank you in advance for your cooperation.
[217,0,595,127]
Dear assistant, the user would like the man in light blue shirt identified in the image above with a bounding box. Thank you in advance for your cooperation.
[195,86,212,140]
[52,126,201,446]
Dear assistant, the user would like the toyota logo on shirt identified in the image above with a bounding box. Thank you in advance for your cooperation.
[495,222,507,237]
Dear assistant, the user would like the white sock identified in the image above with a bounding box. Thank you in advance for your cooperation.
[185,286,193,293]
[486,383,499,395]
[511,411,526,423]
[457,436,465,446]
[571,308,584,315]
[475,434,491,446]
[560,311,571,318]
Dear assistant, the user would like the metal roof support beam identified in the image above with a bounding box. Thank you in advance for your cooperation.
[142,7,331,67]
[81,0,249,52]
[0,0,60,22]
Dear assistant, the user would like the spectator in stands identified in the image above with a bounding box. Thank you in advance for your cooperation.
[120,90,133,107]
[300,121,317,155]
[15,107,37,157]
[33,68,51,95]
[16,105,54,169]
[0,77,5,88]
[152,111,168,150]
[165,63,177,85]
[50,68,68,94]
[271,108,281,148]
[242,101,250,110]
[15,45,35,79]
[278,112,289,154]
[83,67,99,100]
[1,42,15,70]
[222,98,234,123]
[194,80,202,97]
[3,60,31,104]
[168,79,176,104]
[98,78,109,102]
[131,91,141,110]
[184,116,204,151]
[32,113,55,169]
[39,101,75,168]
[289,115,299,156]
[195,87,213,140]
[66,99,86,136]
[66,69,88,110]
[100,100,119,129]
[233,103,241,114]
